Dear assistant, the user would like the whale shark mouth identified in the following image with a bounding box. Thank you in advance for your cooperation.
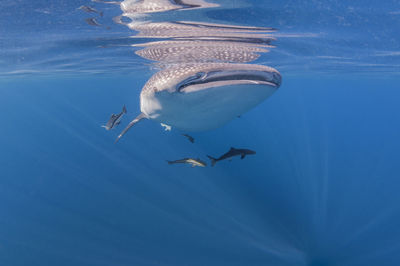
[176,69,281,93]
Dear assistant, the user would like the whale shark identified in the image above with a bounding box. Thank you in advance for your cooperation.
[116,63,281,142]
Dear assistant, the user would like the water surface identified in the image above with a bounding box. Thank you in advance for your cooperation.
[1,1,400,265]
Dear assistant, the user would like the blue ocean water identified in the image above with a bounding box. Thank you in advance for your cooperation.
[1,1,400,265]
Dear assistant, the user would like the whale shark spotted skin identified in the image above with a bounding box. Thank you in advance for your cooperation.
[116,63,281,142]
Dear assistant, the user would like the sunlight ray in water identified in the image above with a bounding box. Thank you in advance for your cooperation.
[1,0,400,265]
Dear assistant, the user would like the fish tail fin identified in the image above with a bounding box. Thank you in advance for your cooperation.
[115,113,146,143]
[122,105,127,114]
[166,160,173,165]
[207,155,217,167]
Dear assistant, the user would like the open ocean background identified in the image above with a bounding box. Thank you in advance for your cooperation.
[1,0,400,265]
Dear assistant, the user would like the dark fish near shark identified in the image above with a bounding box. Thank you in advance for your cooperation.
[207,147,256,166]
[91,0,120,4]
[102,105,127,130]
[78,5,104,16]
[85,17,101,26]
[167,158,206,167]
[182,134,195,143]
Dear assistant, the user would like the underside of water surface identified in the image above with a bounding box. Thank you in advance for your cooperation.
[1,1,400,265]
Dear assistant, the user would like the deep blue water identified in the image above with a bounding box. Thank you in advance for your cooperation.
[1,1,400,266]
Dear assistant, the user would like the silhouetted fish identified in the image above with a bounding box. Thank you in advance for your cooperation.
[102,105,127,130]
[85,17,101,26]
[182,134,194,143]
[207,147,256,166]
[92,0,120,4]
[78,5,104,16]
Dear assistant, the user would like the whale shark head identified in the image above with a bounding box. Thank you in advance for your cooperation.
[140,63,281,131]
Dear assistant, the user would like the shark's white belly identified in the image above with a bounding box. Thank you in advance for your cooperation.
[140,80,277,131]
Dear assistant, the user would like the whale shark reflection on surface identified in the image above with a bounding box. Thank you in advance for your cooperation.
[120,0,219,14]
[134,40,271,64]
[111,0,281,142]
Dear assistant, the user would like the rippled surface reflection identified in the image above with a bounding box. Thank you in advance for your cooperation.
[117,1,275,65]
[2,1,400,266]
[108,0,282,140]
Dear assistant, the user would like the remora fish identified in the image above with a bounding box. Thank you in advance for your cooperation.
[182,134,195,143]
[167,158,207,167]
[115,63,281,142]
[207,147,256,166]
[102,105,127,130]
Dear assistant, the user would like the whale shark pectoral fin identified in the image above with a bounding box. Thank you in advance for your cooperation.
[240,154,246,159]
[115,113,147,143]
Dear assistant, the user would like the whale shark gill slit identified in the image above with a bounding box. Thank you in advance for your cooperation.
[176,72,207,92]
[177,71,280,92]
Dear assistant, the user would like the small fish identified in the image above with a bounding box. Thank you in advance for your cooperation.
[102,105,127,130]
[167,158,207,168]
[207,147,256,166]
[91,0,120,4]
[182,134,194,143]
[78,5,104,17]
[161,123,172,131]
[85,17,101,27]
